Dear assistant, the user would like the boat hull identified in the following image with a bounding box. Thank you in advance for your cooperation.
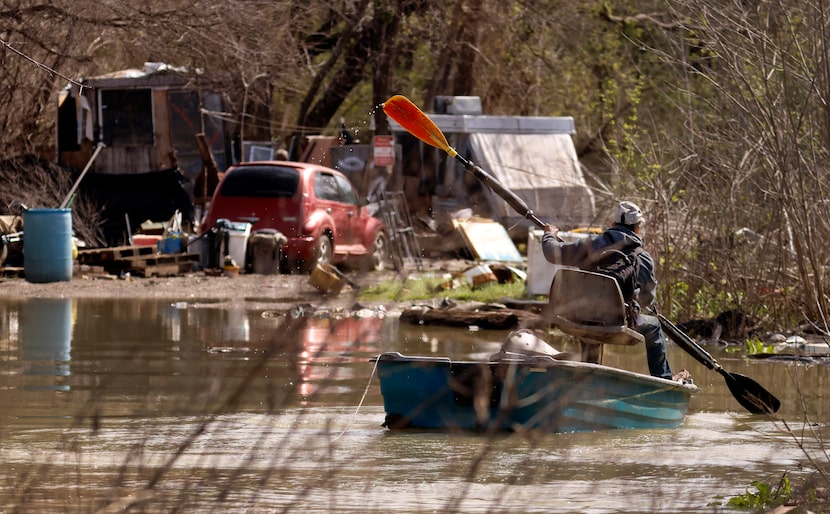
[375,352,698,433]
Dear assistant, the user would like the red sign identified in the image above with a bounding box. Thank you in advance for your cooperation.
[373,135,395,167]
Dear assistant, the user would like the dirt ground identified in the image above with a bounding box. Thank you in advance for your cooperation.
[0,259,471,310]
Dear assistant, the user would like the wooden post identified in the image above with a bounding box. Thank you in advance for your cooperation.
[193,133,222,207]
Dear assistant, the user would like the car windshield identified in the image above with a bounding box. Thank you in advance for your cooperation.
[219,165,299,198]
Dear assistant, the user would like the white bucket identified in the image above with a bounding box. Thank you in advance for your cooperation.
[224,222,251,270]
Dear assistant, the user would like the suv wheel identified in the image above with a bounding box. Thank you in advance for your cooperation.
[316,234,333,267]
[355,231,389,273]
[369,232,389,271]
[297,234,333,274]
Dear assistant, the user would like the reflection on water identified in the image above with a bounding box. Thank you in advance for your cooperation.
[21,298,73,390]
[0,296,827,512]
[297,310,385,399]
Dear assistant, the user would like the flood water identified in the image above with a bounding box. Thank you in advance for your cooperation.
[1,296,828,513]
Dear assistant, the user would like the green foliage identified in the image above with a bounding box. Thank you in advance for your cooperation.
[745,337,775,356]
[358,276,529,304]
[663,279,744,321]
[693,287,743,319]
[726,477,791,510]
[605,77,649,175]
[663,279,689,320]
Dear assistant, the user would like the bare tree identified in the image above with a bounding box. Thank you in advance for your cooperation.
[589,0,830,325]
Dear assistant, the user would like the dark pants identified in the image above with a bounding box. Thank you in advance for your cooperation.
[635,313,673,379]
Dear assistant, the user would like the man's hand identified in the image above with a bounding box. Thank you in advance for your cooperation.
[543,224,564,242]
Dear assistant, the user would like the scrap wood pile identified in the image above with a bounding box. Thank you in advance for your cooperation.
[394,212,546,330]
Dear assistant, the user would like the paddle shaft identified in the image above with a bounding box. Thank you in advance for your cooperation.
[657,314,720,371]
[451,152,546,230]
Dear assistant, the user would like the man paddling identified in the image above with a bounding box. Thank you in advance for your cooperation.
[541,201,674,379]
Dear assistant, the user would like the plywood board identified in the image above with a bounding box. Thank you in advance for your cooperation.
[454,218,523,263]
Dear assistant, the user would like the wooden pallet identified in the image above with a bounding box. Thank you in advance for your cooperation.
[107,253,200,277]
[77,245,200,277]
[77,245,156,265]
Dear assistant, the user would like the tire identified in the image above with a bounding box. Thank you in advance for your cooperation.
[361,231,387,272]
[300,233,333,274]
[316,233,333,267]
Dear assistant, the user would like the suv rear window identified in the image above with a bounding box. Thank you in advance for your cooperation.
[219,165,299,198]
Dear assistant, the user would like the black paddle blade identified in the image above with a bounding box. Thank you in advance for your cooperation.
[658,314,781,415]
[721,369,781,414]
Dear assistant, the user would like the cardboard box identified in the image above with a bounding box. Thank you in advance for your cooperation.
[309,263,344,293]
[461,264,498,289]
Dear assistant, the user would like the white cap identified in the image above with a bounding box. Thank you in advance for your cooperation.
[614,201,644,226]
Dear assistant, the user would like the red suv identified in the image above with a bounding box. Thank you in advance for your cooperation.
[202,161,387,273]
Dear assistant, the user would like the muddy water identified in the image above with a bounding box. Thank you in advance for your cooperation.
[0,297,827,513]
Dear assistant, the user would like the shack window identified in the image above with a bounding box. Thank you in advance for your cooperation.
[100,89,154,146]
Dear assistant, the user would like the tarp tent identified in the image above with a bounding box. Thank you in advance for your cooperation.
[465,132,595,229]
[386,98,597,237]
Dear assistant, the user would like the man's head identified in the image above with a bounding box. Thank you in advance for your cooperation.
[614,201,644,230]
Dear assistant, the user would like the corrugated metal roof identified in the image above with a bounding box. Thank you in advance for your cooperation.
[82,62,192,89]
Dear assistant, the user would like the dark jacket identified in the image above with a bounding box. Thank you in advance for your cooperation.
[541,225,658,308]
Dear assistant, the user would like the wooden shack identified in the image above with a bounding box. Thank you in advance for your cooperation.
[56,63,232,245]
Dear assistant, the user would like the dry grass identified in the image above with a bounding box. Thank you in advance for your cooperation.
[0,155,105,247]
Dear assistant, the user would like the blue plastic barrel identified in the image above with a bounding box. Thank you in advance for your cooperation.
[23,208,73,283]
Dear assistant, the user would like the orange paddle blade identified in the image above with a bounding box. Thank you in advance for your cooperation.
[382,95,456,156]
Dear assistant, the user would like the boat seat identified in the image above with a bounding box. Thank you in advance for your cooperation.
[546,268,645,346]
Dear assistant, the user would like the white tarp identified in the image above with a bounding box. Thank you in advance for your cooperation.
[467,133,596,228]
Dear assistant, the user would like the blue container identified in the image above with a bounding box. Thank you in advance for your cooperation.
[23,208,73,283]
[158,233,185,254]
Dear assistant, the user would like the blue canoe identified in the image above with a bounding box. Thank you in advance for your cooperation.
[375,347,698,433]
[374,269,699,433]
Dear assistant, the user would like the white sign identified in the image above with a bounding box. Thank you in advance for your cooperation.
[373,135,395,167]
